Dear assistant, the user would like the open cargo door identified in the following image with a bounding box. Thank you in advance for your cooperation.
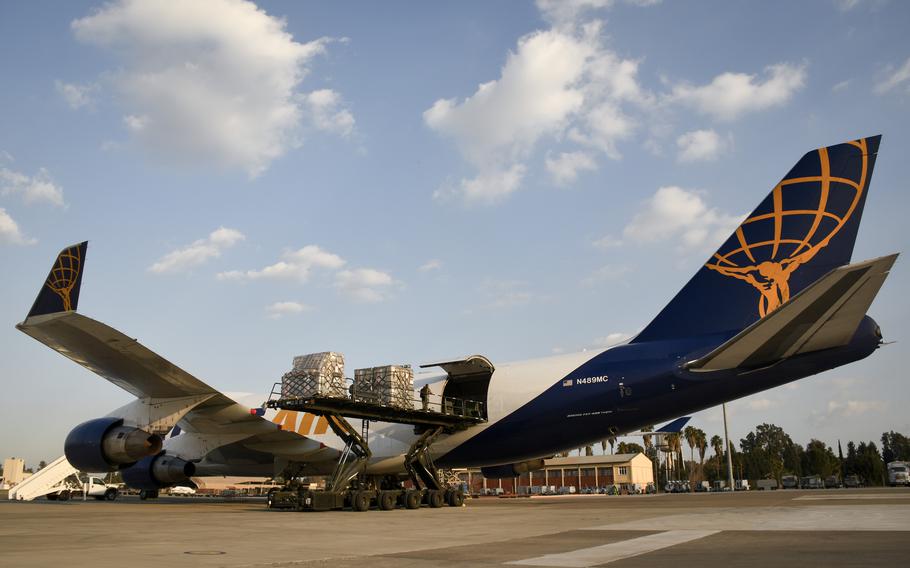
[420,355,494,420]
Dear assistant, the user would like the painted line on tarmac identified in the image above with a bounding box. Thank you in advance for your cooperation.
[506,530,720,567]
[793,494,910,501]
[584,506,910,531]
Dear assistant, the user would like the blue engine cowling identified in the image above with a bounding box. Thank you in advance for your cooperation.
[64,417,163,472]
[480,458,546,479]
[121,452,196,490]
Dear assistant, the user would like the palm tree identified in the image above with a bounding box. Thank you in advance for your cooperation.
[711,434,724,464]
[601,439,608,455]
[696,429,708,465]
[608,436,616,455]
[684,426,698,464]
[665,433,681,479]
[585,445,594,457]
[642,425,654,454]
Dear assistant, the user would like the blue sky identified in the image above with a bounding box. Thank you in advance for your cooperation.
[1,0,908,466]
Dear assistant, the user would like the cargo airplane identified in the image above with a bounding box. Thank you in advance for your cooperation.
[16,136,897,500]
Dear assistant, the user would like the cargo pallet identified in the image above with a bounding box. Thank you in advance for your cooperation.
[265,389,484,512]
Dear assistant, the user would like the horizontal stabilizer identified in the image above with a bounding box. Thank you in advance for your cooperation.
[654,417,690,433]
[687,254,898,372]
[622,416,691,437]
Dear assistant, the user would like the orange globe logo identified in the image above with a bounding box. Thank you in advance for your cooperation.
[706,139,869,318]
[45,244,83,311]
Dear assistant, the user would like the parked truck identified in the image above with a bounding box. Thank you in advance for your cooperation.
[46,475,119,501]
[887,462,909,487]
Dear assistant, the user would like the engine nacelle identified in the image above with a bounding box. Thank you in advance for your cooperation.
[480,458,547,479]
[121,453,196,490]
[64,417,163,472]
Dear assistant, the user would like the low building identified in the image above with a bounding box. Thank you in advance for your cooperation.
[458,452,654,495]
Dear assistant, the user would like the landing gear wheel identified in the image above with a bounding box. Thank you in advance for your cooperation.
[379,491,397,510]
[139,489,158,500]
[405,490,421,509]
[447,490,465,507]
[351,491,371,512]
[105,489,118,501]
[58,490,71,501]
[428,489,445,508]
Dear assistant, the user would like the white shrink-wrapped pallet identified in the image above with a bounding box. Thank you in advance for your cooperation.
[353,365,414,409]
[281,351,347,399]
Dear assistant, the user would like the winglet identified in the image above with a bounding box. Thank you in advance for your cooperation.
[655,417,690,433]
[26,241,88,318]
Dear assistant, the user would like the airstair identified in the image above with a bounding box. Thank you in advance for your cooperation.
[8,455,77,501]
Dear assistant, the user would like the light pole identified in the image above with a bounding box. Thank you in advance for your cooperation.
[722,403,735,491]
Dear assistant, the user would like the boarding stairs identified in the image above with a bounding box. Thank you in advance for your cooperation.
[8,455,77,501]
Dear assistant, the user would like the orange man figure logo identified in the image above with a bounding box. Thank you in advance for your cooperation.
[706,140,868,318]
[707,236,831,318]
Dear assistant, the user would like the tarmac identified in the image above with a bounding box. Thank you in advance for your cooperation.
[1,487,909,567]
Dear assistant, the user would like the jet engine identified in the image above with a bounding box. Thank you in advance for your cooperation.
[121,453,196,490]
[64,417,163,472]
[480,458,547,479]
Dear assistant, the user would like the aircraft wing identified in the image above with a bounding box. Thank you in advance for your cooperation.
[686,254,897,372]
[16,242,327,456]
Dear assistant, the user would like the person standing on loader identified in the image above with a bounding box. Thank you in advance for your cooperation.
[420,383,431,411]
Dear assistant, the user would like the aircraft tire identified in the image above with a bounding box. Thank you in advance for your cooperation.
[447,490,465,507]
[405,490,421,509]
[351,491,371,512]
[58,490,70,501]
[428,489,445,508]
[379,491,397,510]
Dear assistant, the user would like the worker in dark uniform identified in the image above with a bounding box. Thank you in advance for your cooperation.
[420,384,431,411]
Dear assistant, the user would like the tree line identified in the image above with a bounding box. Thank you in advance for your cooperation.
[582,426,910,487]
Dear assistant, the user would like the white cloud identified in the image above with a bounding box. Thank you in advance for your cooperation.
[670,62,807,121]
[592,234,623,249]
[0,166,65,207]
[676,129,729,163]
[536,0,660,26]
[832,79,851,92]
[477,279,537,309]
[149,227,245,273]
[623,186,744,251]
[302,89,355,137]
[440,164,528,204]
[418,259,443,272]
[425,18,649,203]
[55,80,98,109]
[0,208,35,245]
[591,332,633,348]
[546,151,597,186]
[218,244,345,282]
[71,0,346,177]
[826,399,886,418]
[874,57,910,95]
[335,268,394,303]
[265,301,310,319]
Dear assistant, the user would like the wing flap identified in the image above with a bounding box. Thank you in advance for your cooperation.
[687,254,897,372]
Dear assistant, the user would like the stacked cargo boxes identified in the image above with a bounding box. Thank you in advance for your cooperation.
[280,352,347,399]
[353,365,414,409]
